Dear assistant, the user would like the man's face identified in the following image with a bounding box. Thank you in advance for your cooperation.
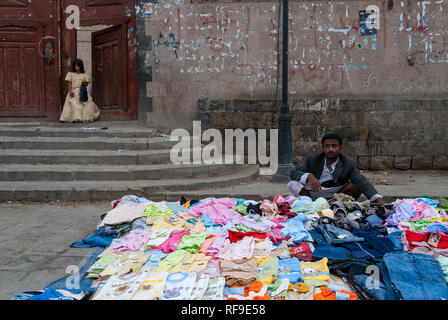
[322,139,341,160]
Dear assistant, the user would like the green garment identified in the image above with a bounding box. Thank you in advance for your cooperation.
[145,229,172,249]
[155,250,188,272]
[235,224,257,232]
[291,197,328,214]
[176,232,207,253]
[410,218,448,231]
[87,254,119,275]
[438,255,448,285]
[233,204,248,215]
[257,256,279,285]
[143,204,174,218]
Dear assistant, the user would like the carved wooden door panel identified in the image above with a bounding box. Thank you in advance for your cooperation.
[60,0,137,120]
[92,25,124,111]
[0,0,59,118]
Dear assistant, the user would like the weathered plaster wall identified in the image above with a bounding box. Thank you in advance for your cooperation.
[136,0,448,129]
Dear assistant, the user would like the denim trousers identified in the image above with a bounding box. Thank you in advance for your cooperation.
[383,251,448,300]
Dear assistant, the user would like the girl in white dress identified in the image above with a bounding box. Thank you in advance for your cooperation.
[60,59,101,123]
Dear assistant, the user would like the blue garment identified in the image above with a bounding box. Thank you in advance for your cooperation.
[280,214,308,243]
[206,222,235,235]
[277,257,303,284]
[224,287,245,296]
[315,224,364,245]
[366,214,384,226]
[427,223,448,234]
[44,246,104,295]
[414,197,439,208]
[309,229,349,261]
[353,274,387,300]
[98,223,132,237]
[376,259,400,300]
[71,230,115,248]
[351,227,396,255]
[383,251,448,300]
[342,242,383,260]
[386,231,404,251]
[143,250,167,269]
[201,213,214,227]
[27,289,77,300]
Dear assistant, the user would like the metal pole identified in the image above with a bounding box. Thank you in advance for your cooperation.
[275,0,294,180]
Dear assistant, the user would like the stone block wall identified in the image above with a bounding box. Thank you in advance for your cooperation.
[198,98,448,170]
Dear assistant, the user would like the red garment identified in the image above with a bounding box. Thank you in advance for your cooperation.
[405,230,448,250]
[228,230,267,243]
[277,204,297,218]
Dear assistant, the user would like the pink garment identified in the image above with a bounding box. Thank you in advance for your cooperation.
[240,215,276,232]
[266,227,290,243]
[113,230,152,253]
[207,234,228,256]
[274,195,297,207]
[396,199,440,222]
[199,235,217,255]
[216,236,255,260]
[200,257,223,278]
[147,230,190,253]
[188,198,240,226]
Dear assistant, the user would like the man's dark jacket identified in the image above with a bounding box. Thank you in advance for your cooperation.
[290,152,379,199]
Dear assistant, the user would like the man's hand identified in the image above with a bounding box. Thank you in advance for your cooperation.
[307,174,322,192]
[375,197,386,206]
[70,90,75,97]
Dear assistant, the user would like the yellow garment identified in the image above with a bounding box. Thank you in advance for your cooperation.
[146,215,189,232]
[288,282,309,293]
[300,258,330,284]
[99,251,150,280]
[60,72,100,123]
[170,253,211,273]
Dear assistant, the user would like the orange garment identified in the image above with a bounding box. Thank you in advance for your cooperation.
[227,281,271,300]
[313,286,357,300]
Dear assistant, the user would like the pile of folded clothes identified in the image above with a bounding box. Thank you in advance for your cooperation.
[13,194,448,300]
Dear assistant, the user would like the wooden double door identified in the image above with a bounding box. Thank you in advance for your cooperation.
[0,0,137,121]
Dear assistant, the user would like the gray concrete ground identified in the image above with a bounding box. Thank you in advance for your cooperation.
[0,169,447,299]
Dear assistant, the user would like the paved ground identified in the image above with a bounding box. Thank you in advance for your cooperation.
[0,169,447,300]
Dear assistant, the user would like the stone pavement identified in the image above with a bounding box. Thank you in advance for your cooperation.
[0,169,447,299]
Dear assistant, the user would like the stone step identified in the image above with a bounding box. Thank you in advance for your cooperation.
[0,165,260,202]
[0,163,248,181]
[0,127,159,139]
[0,148,244,166]
[0,136,178,151]
[0,148,191,165]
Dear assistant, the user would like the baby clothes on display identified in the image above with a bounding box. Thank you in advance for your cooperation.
[277,257,303,284]
[162,272,197,300]
[131,271,168,300]
[189,274,210,300]
[201,277,226,300]
[300,258,330,287]
[220,259,259,287]
[92,272,147,300]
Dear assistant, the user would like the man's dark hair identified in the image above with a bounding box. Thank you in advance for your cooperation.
[72,58,86,74]
[322,133,343,146]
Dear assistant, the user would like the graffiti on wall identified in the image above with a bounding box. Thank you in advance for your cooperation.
[139,0,448,96]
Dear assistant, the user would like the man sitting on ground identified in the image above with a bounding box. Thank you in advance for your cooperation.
[288,133,386,206]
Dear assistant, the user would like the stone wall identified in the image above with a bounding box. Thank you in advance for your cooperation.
[136,0,448,130]
[198,98,448,170]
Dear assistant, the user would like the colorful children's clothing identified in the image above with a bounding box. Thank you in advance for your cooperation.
[131,271,168,300]
[162,272,197,300]
[300,258,330,287]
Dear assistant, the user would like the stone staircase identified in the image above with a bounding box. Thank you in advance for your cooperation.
[0,121,260,202]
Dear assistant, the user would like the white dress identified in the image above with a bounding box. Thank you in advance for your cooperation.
[60,72,101,122]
